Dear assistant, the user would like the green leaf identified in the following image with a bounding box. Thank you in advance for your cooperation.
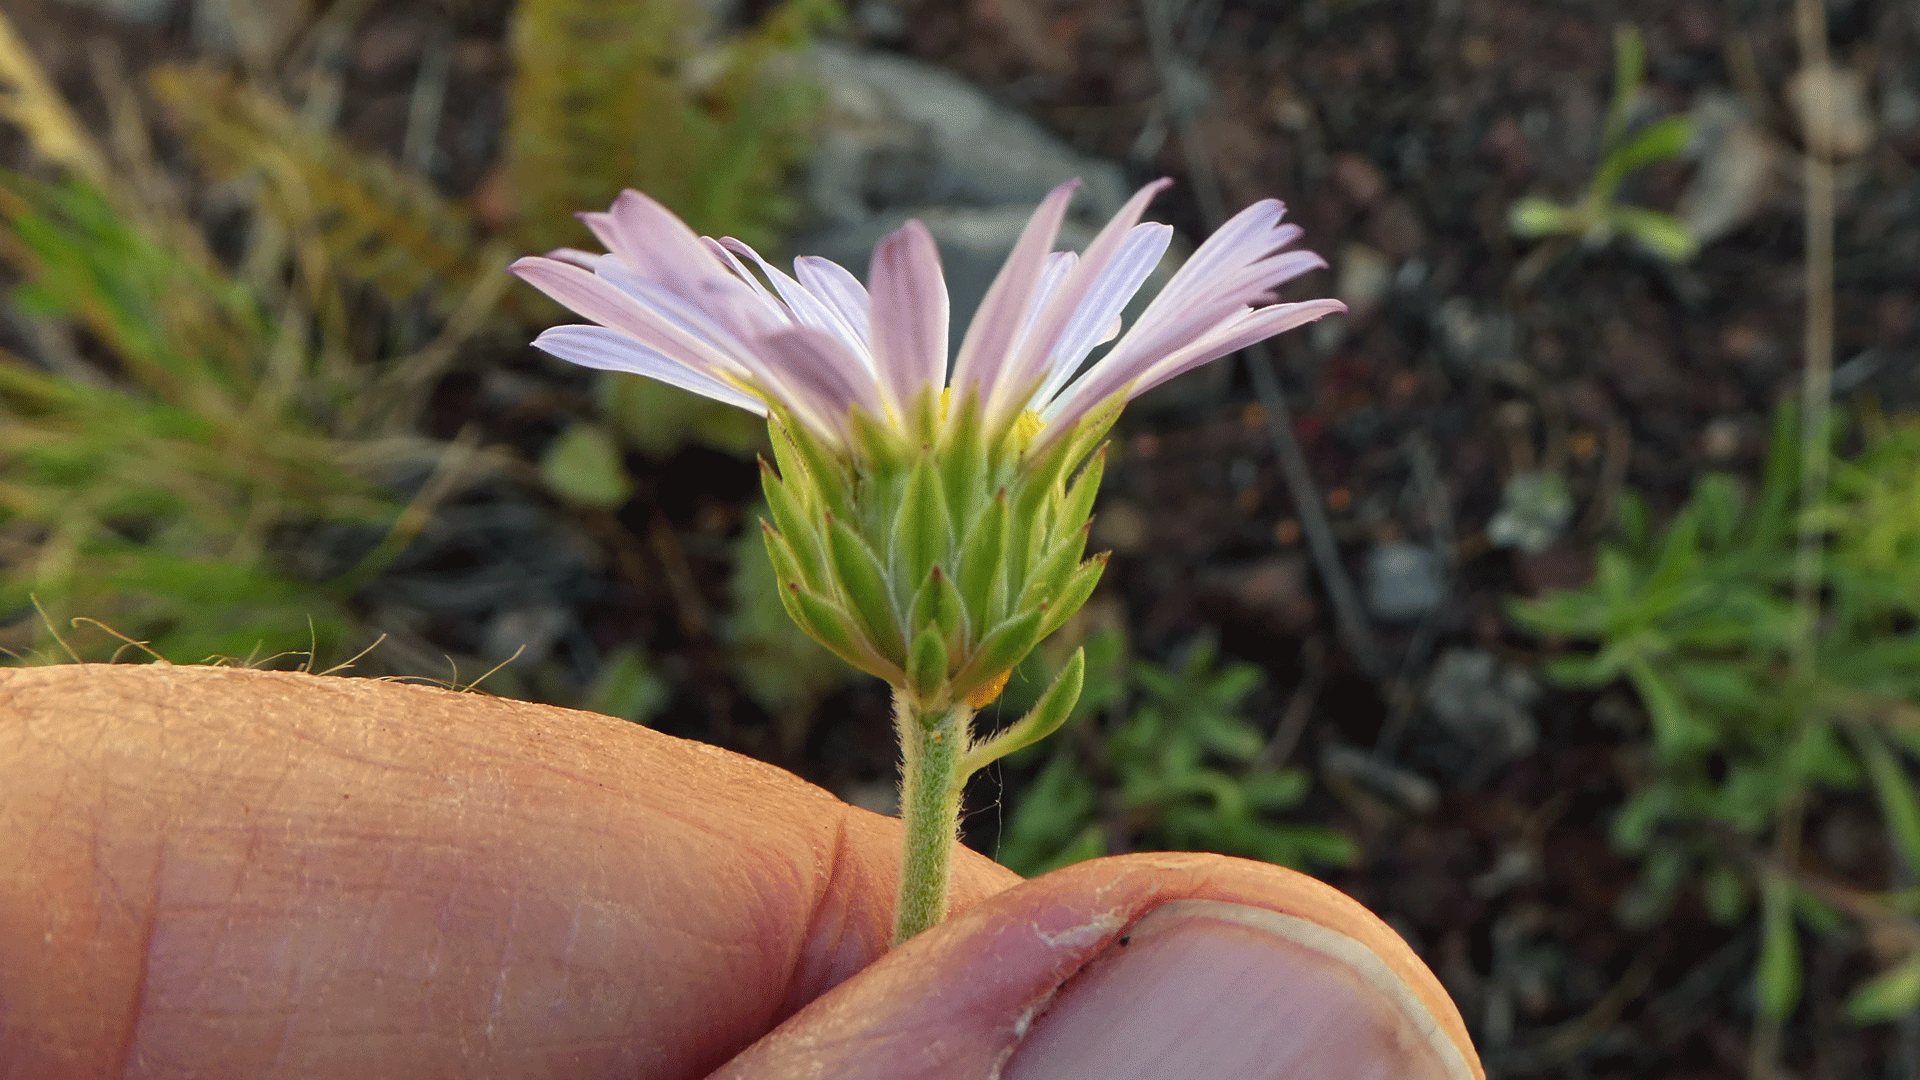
[1609,114,1693,176]
[1853,727,1920,874]
[1754,403,1801,540]
[1509,196,1577,238]
[767,418,822,510]
[724,515,851,730]
[1791,721,1862,790]
[940,388,989,525]
[1701,860,1751,925]
[1616,842,1688,926]
[1016,524,1090,612]
[906,624,950,702]
[1616,488,1650,549]
[1604,23,1647,150]
[1610,205,1698,263]
[997,748,1104,876]
[1845,956,1920,1025]
[1595,546,1640,607]
[1036,553,1110,641]
[1051,393,1126,483]
[787,582,890,679]
[1627,658,1713,760]
[759,520,809,592]
[906,564,967,646]
[585,645,670,724]
[890,456,953,597]
[961,646,1084,772]
[1058,443,1107,535]
[1241,768,1311,810]
[1646,505,1704,597]
[773,412,853,521]
[1791,883,1846,935]
[1611,786,1676,853]
[825,515,904,658]
[759,458,828,589]
[539,421,632,509]
[846,405,904,480]
[958,608,1045,691]
[954,489,1009,631]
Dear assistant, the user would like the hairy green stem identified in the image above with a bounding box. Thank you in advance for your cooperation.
[892,691,972,945]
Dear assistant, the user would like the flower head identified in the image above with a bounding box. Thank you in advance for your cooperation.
[511,181,1340,713]
[509,179,1342,456]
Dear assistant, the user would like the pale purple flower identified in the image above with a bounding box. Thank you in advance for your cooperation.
[510,179,1344,450]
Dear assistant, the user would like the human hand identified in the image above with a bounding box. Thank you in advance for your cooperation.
[0,664,1477,1079]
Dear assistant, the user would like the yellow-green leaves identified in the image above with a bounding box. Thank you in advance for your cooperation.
[1755,874,1802,1022]
[908,565,966,645]
[755,390,1114,715]
[890,457,952,596]
[961,646,1085,773]
[1847,955,1920,1025]
[827,515,903,659]
[906,626,949,708]
[955,490,1009,630]
[541,421,632,509]
[760,458,827,588]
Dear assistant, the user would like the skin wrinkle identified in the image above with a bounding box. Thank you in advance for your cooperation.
[83,696,175,1080]
[112,843,161,1080]
[777,809,873,1022]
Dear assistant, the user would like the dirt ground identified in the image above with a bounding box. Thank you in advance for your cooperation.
[7,0,1920,1075]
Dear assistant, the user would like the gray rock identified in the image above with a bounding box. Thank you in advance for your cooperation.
[1434,296,1517,374]
[798,45,1148,355]
[797,46,1238,411]
[192,0,312,62]
[803,43,1128,230]
[1487,470,1573,555]
[1365,541,1444,621]
[1423,647,1539,766]
[1320,744,1441,816]
[1677,91,1782,248]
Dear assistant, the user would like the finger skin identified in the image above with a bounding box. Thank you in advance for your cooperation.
[715,852,1482,1080]
[0,664,1018,1079]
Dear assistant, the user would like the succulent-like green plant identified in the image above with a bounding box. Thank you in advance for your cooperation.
[1512,405,1920,1029]
[1508,24,1698,263]
[997,632,1357,878]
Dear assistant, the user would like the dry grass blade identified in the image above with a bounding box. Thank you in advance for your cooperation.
[149,65,483,311]
[1751,0,1838,1077]
[0,10,107,184]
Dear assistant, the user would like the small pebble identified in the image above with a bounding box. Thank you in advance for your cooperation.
[1365,541,1444,621]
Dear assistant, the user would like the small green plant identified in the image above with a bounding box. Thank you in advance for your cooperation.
[0,0,836,670]
[996,632,1358,877]
[0,171,434,664]
[1508,24,1697,263]
[1512,405,1920,1029]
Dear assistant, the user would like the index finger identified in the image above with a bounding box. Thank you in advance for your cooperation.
[0,664,1019,1079]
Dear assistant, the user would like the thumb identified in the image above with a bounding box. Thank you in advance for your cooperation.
[716,851,1482,1080]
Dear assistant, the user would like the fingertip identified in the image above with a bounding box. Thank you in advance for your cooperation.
[1003,899,1475,1080]
[717,852,1482,1080]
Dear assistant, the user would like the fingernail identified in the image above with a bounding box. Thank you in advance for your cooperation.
[1002,899,1467,1080]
